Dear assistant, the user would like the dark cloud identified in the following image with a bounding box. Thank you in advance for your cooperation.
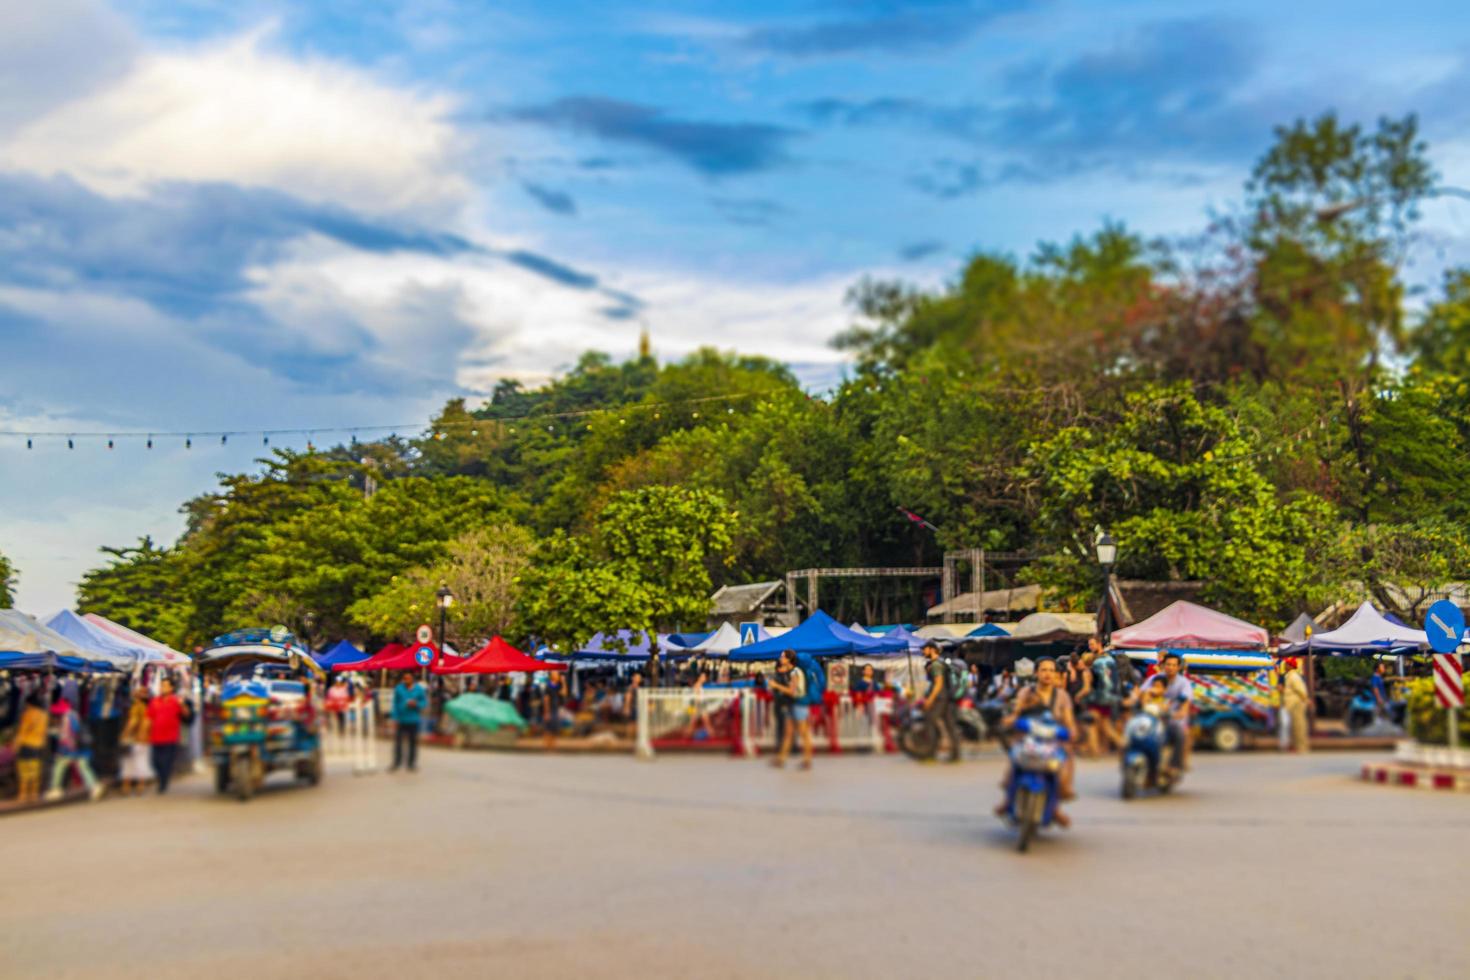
[521,181,577,215]
[509,97,797,177]
[0,172,628,316]
[898,240,945,261]
[909,160,985,199]
[501,250,599,290]
[710,197,789,227]
[742,1,1029,57]
[802,18,1271,181]
[0,172,474,317]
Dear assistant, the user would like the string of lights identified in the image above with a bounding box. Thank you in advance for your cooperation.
[0,390,787,451]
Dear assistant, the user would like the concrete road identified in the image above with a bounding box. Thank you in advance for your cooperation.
[2,748,1465,980]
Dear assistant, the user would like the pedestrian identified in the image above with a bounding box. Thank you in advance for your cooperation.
[1368,661,1391,723]
[9,691,49,805]
[120,685,153,796]
[770,650,813,769]
[921,641,961,762]
[45,692,104,802]
[1086,638,1123,752]
[390,671,427,772]
[146,677,191,794]
[1282,657,1310,753]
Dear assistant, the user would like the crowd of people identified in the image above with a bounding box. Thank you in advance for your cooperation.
[2,669,194,806]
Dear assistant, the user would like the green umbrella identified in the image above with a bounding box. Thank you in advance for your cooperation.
[445,693,528,732]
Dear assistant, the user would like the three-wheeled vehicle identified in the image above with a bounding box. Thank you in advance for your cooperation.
[200,627,325,801]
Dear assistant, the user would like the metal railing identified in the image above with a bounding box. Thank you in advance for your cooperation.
[322,697,379,774]
[637,689,893,759]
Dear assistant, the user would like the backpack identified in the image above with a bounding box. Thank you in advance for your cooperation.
[946,658,970,700]
[1092,654,1119,705]
[793,653,826,705]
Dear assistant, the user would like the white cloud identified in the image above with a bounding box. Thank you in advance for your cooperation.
[0,0,137,136]
[2,24,469,217]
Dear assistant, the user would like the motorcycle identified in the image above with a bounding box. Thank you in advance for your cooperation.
[1120,702,1179,799]
[898,697,987,760]
[1000,714,1070,852]
[897,702,939,760]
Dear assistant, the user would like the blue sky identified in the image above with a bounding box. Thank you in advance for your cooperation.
[5,0,1470,612]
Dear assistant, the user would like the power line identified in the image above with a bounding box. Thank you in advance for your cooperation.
[0,390,783,444]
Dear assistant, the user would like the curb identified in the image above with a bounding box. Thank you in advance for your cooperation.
[1361,762,1470,792]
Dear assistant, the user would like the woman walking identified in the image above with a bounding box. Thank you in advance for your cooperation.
[120,686,152,795]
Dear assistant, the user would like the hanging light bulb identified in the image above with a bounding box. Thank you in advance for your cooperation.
[471,428,479,436]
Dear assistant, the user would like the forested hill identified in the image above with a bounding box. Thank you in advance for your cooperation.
[73,113,1470,650]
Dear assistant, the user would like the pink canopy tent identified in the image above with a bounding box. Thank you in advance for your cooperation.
[432,636,565,675]
[82,612,192,665]
[1110,601,1268,650]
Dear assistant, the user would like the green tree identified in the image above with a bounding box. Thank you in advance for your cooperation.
[347,523,533,646]
[1023,384,1338,626]
[75,538,188,647]
[517,486,735,653]
[0,547,16,608]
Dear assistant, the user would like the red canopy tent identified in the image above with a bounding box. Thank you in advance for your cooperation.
[433,636,565,675]
[332,641,455,673]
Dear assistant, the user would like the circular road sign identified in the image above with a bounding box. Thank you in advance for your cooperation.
[1425,599,1465,654]
[414,644,435,667]
[416,624,433,645]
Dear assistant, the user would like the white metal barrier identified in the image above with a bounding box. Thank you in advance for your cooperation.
[635,688,746,759]
[322,697,379,774]
[638,690,893,758]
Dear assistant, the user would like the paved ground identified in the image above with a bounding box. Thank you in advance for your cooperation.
[3,747,1465,980]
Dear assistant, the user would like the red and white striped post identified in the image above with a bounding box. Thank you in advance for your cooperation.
[1433,652,1464,751]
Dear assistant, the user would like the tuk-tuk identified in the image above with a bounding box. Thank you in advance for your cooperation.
[200,627,325,801]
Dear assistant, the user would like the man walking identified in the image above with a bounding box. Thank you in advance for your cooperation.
[922,642,961,762]
[391,671,428,772]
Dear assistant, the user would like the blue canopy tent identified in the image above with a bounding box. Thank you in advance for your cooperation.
[664,631,713,650]
[313,639,367,669]
[0,652,115,673]
[44,610,158,667]
[541,630,694,664]
[729,610,907,661]
[967,623,1011,638]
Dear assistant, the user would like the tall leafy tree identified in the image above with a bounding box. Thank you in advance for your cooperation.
[0,547,16,608]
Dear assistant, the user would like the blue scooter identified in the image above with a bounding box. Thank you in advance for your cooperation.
[1120,702,1179,799]
[1001,714,1070,852]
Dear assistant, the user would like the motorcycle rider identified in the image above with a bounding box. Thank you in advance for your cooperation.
[1128,652,1193,772]
[995,656,1077,827]
[921,641,961,762]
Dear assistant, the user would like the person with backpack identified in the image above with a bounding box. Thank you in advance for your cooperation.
[44,693,104,802]
[1085,638,1123,752]
[921,641,962,763]
[769,649,815,770]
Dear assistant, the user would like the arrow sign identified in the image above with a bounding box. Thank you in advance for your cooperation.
[1425,599,1465,654]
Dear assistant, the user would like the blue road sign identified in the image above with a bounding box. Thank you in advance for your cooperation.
[739,622,758,645]
[414,644,435,667]
[1424,599,1465,654]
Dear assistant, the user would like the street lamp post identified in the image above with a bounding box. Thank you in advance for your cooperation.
[1095,530,1117,644]
[436,584,454,667]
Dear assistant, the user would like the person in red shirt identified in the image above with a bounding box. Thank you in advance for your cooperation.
[146,677,193,794]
